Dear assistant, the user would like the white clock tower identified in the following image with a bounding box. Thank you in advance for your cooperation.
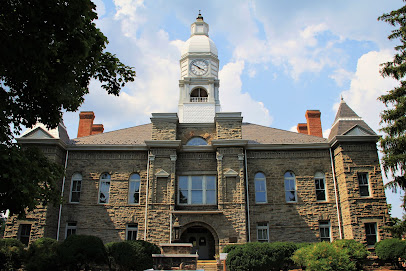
[178,13,220,123]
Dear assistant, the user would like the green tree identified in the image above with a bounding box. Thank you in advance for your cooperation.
[378,2,406,207]
[0,0,135,217]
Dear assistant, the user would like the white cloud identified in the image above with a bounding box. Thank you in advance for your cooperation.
[219,61,273,126]
[323,128,331,139]
[338,50,398,132]
[329,68,354,87]
[289,126,297,133]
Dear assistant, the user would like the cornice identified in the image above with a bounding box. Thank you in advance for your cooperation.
[145,140,182,149]
[245,142,330,150]
[329,135,380,147]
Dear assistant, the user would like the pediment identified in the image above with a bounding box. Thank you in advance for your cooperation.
[21,127,54,139]
[343,125,374,136]
[224,168,238,177]
[155,169,170,178]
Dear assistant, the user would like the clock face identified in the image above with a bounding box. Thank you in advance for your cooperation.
[190,59,209,76]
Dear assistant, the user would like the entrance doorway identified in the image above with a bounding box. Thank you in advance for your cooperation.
[180,225,216,260]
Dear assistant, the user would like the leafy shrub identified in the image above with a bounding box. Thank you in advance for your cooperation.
[333,239,369,270]
[226,242,298,271]
[292,242,356,271]
[375,238,406,268]
[25,237,60,271]
[0,238,25,270]
[106,240,160,271]
[58,234,107,271]
[223,244,240,253]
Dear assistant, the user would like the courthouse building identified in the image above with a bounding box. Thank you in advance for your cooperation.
[5,13,389,259]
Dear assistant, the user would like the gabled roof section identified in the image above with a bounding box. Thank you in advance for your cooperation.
[68,122,328,148]
[328,99,376,141]
[242,123,327,144]
[69,123,152,145]
[20,122,70,143]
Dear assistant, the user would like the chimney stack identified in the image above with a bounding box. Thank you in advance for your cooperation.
[77,111,104,138]
[296,110,323,138]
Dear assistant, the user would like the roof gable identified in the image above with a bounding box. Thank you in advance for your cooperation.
[21,127,54,139]
[343,125,375,136]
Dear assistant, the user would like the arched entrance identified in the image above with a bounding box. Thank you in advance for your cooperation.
[180,223,217,260]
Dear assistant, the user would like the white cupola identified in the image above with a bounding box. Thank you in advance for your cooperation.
[178,12,221,123]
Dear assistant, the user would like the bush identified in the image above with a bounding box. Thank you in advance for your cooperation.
[58,234,107,271]
[223,244,240,253]
[226,242,298,271]
[375,238,406,268]
[25,237,60,271]
[0,238,25,270]
[333,239,369,270]
[292,242,356,271]
[106,240,160,271]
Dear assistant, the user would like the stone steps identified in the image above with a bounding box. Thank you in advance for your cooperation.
[197,260,218,271]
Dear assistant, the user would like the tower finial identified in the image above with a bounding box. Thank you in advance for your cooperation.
[197,10,203,20]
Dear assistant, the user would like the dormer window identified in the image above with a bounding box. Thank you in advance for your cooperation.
[186,137,208,146]
[190,88,208,102]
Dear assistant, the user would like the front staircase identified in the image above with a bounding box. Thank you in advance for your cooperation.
[197,260,218,271]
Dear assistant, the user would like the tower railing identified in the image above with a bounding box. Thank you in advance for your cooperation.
[190,97,208,102]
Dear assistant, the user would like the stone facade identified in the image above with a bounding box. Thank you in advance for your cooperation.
[5,111,390,257]
[4,14,389,260]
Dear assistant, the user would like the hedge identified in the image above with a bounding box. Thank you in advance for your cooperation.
[25,237,60,271]
[0,238,25,270]
[375,238,406,269]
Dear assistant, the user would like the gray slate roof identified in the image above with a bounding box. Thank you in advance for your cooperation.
[69,122,327,146]
[328,100,376,141]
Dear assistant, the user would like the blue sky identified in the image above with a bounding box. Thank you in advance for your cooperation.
[61,0,404,217]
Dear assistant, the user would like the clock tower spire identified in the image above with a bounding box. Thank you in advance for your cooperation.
[178,13,220,123]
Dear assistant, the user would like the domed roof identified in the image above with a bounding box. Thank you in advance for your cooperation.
[181,35,218,56]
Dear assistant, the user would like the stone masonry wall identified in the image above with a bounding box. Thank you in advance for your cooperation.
[4,144,66,244]
[246,149,340,243]
[333,142,389,245]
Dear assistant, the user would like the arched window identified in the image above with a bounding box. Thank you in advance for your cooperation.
[98,173,111,204]
[254,172,267,203]
[190,87,208,102]
[70,173,82,203]
[284,171,296,202]
[186,137,208,146]
[129,173,141,204]
[315,172,326,201]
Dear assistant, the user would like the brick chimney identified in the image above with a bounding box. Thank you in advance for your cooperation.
[296,110,323,138]
[77,111,104,138]
[297,123,308,135]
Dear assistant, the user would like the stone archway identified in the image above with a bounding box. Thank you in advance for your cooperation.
[180,222,218,260]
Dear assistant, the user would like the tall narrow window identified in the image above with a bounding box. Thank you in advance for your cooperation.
[66,222,77,238]
[99,173,111,204]
[126,224,138,240]
[284,171,297,202]
[254,172,267,203]
[70,173,82,203]
[129,173,141,204]
[365,222,377,246]
[358,173,370,197]
[315,172,326,201]
[18,224,31,246]
[190,87,208,102]
[178,176,216,205]
[319,221,331,242]
[257,222,269,242]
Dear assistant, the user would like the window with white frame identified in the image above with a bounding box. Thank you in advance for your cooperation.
[18,224,31,246]
[257,222,269,242]
[358,173,370,197]
[254,172,267,203]
[178,176,216,205]
[284,171,297,202]
[66,222,77,238]
[365,222,377,246]
[315,172,326,201]
[319,221,331,242]
[128,173,141,204]
[98,173,111,204]
[69,173,82,203]
[126,224,138,240]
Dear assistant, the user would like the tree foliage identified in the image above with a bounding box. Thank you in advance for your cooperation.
[25,237,60,271]
[378,2,406,207]
[0,238,25,270]
[0,0,135,216]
